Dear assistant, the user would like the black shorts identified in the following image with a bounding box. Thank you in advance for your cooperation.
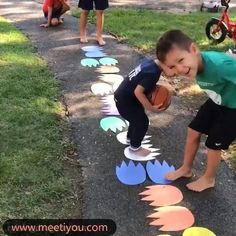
[44,5,63,19]
[78,0,109,10]
[189,99,236,150]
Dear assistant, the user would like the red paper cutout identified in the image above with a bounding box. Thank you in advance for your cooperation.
[148,206,195,231]
[139,185,183,207]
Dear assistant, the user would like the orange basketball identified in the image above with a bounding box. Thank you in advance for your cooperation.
[149,85,171,110]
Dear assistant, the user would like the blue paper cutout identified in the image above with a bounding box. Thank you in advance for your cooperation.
[81,45,103,52]
[99,57,118,66]
[100,116,126,133]
[85,51,107,58]
[81,58,99,67]
[116,160,146,185]
[146,160,175,184]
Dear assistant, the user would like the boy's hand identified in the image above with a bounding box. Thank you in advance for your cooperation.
[152,104,165,113]
[40,23,50,28]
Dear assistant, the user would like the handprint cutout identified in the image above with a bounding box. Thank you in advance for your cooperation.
[147,206,195,231]
[116,131,151,145]
[81,58,99,67]
[95,65,120,74]
[91,83,113,96]
[139,185,183,207]
[99,57,118,66]
[146,160,175,184]
[100,116,127,133]
[116,160,146,185]
[124,144,160,161]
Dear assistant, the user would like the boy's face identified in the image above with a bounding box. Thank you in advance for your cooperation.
[163,43,200,79]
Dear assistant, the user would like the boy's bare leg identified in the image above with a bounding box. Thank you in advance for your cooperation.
[79,10,89,43]
[165,128,201,180]
[96,10,106,46]
[129,147,151,157]
[186,149,221,192]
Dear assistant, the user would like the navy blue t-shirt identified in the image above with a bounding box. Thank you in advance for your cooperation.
[115,59,162,106]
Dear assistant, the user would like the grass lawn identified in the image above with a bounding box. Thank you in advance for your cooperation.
[72,8,236,166]
[0,17,79,223]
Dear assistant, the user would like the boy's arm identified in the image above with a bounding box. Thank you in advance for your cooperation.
[134,85,164,112]
[221,57,236,85]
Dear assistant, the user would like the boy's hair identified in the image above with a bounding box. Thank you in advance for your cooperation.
[156,30,193,62]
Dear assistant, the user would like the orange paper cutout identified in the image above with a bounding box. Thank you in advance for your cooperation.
[148,206,195,231]
[139,185,183,206]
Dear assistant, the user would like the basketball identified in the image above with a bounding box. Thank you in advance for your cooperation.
[149,85,171,110]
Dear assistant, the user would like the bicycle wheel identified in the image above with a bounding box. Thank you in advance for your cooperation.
[205,18,228,44]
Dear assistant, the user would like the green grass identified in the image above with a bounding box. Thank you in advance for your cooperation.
[72,8,236,52]
[0,17,79,221]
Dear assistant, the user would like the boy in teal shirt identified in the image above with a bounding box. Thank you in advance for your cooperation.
[156,29,236,192]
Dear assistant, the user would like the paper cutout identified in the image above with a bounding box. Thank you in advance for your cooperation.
[116,131,151,145]
[95,65,120,74]
[101,103,120,116]
[91,83,113,96]
[99,57,118,66]
[124,144,160,161]
[116,160,146,185]
[81,45,103,52]
[98,74,124,84]
[100,95,115,106]
[100,117,126,133]
[81,58,99,67]
[183,227,216,236]
[139,185,183,207]
[146,160,175,184]
[85,51,107,58]
[157,235,172,236]
[148,206,195,231]
[112,81,122,92]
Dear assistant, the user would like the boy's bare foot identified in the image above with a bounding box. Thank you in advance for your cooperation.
[186,176,215,192]
[96,37,106,46]
[80,37,88,43]
[165,166,193,181]
[129,147,151,157]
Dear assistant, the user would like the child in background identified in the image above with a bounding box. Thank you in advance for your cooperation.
[114,59,174,157]
[78,0,108,46]
[40,0,69,28]
[156,29,236,192]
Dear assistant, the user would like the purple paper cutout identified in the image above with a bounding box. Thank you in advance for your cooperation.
[146,160,175,184]
[101,103,120,116]
[116,160,146,185]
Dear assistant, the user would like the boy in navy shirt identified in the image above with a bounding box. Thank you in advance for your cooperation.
[115,59,173,157]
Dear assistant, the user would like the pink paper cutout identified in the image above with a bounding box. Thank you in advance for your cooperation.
[139,185,183,207]
[147,206,195,231]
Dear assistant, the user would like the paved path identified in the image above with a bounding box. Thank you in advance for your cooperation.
[0,0,236,235]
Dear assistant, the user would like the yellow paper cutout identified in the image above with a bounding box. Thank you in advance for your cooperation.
[183,227,216,236]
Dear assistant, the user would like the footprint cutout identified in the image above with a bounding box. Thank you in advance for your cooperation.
[116,160,146,185]
[100,116,126,133]
[147,206,195,231]
[91,83,113,96]
[146,160,175,184]
[99,57,118,66]
[81,58,99,67]
[139,185,183,207]
[116,131,151,145]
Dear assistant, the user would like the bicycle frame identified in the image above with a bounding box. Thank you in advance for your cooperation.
[214,7,236,39]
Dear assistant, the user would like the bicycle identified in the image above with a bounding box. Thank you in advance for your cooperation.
[205,0,236,44]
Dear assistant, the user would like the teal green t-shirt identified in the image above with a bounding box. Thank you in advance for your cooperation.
[196,51,236,108]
